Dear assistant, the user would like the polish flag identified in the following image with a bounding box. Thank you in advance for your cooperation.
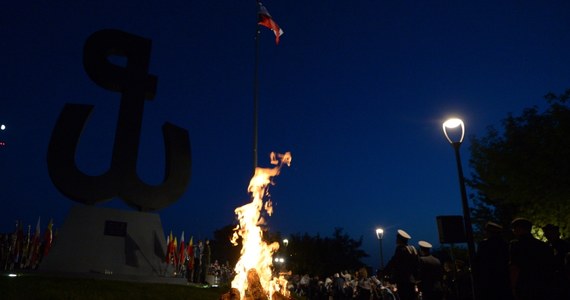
[258,2,284,44]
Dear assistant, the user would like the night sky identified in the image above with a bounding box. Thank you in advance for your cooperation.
[2,1,570,269]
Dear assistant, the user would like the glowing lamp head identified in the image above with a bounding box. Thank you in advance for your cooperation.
[0,124,5,130]
[443,118,465,144]
[376,228,384,240]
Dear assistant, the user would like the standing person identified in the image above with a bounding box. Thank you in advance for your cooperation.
[202,239,211,284]
[509,218,555,300]
[474,222,513,300]
[193,240,202,283]
[542,224,570,299]
[417,241,444,300]
[186,237,194,283]
[332,273,346,300]
[383,229,419,300]
[356,267,372,300]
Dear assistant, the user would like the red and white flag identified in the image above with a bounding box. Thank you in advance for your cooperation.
[43,219,53,257]
[178,231,186,267]
[29,217,42,268]
[166,231,173,263]
[187,236,194,270]
[172,237,178,267]
[258,2,284,44]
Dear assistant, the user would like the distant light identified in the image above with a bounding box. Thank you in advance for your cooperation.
[375,228,384,240]
[0,124,5,130]
[274,257,285,263]
[8,273,18,277]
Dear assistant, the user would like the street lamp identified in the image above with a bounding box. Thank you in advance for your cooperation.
[0,124,6,148]
[375,228,384,269]
[281,239,289,271]
[442,118,477,300]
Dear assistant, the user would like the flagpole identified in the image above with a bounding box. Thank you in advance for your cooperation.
[253,1,261,172]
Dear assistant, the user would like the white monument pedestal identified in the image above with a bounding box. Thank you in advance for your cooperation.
[40,205,169,277]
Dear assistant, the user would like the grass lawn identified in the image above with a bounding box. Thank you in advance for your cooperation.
[0,273,230,300]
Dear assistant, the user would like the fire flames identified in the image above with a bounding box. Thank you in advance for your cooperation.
[230,152,292,300]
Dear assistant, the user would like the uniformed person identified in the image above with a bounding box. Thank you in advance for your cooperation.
[383,229,419,300]
[417,240,444,300]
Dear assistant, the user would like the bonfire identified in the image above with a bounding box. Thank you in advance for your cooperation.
[221,152,292,300]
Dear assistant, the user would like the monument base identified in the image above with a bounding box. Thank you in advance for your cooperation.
[40,205,169,277]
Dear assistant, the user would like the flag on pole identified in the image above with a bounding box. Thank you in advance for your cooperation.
[21,224,31,267]
[43,219,53,257]
[166,231,174,264]
[28,217,42,268]
[13,220,24,264]
[173,237,178,268]
[258,2,284,44]
[178,231,186,268]
[165,233,170,263]
[187,236,194,270]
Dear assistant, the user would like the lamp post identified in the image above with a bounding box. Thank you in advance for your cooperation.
[375,228,384,270]
[0,124,6,148]
[282,239,289,271]
[443,118,477,300]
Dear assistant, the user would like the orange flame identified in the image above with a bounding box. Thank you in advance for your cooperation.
[231,152,292,299]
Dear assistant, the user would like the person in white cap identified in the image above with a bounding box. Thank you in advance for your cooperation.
[417,240,443,300]
[383,229,419,300]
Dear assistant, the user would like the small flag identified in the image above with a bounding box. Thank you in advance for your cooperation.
[43,219,53,257]
[187,236,194,270]
[173,237,178,267]
[258,2,284,44]
[178,232,186,267]
[166,231,174,264]
[28,217,41,268]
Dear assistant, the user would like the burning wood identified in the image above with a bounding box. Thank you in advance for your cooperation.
[219,269,290,300]
[229,152,292,300]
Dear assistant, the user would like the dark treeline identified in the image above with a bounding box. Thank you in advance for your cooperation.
[211,225,368,277]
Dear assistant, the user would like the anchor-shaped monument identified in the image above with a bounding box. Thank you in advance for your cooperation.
[40,29,191,278]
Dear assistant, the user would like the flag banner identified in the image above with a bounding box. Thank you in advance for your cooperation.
[167,231,175,264]
[178,231,186,268]
[43,219,53,257]
[258,2,283,44]
[28,217,42,268]
[187,236,194,270]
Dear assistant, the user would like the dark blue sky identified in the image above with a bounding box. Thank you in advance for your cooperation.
[2,1,570,268]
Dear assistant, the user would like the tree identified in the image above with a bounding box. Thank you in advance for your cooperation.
[211,224,283,268]
[468,89,570,238]
[212,225,369,277]
[212,224,241,267]
[286,228,369,277]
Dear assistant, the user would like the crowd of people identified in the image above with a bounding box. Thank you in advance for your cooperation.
[474,218,569,300]
[283,218,569,300]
